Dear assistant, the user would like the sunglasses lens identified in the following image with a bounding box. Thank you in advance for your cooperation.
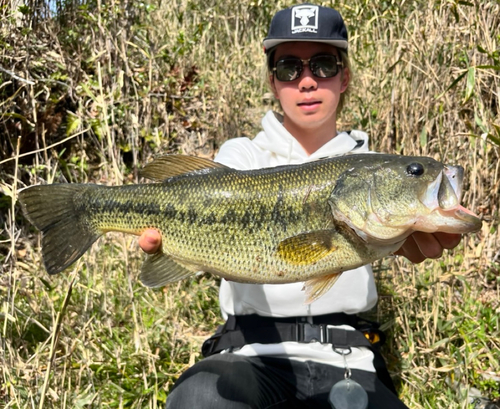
[274,55,341,81]
[275,59,302,81]
[310,55,339,78]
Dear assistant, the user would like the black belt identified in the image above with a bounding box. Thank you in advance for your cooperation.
[202,313,385,358]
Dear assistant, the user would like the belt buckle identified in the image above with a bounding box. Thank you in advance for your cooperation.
[297,323,325,343]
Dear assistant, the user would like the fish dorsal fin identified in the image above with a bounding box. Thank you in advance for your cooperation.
[303,273,343,304]
[140,155,227,181]
[140,252,195,287]
[277,230,337,265]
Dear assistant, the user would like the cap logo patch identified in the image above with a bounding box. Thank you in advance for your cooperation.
[291,5,319,34]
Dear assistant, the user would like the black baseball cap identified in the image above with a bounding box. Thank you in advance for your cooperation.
[263,4,348,53]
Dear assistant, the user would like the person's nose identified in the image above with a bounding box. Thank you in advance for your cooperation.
[299,65,318,91]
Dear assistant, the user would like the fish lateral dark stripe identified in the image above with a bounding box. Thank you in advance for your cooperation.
[83,196,162,217]
[240,210,255,231]
[220,208,238,224]
[270,183,287,231]
[187,208,198,224]
[164,204,178,219]
[200,212,217,226]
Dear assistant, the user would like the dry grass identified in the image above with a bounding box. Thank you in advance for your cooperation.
[1,0,499,407]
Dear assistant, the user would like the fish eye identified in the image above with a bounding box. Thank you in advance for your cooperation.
[406,163,425,177]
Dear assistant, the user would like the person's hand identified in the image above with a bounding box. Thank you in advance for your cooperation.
[394,232,462,263]
[139,229,162,254]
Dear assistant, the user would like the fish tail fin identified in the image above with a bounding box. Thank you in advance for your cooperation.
[18,184,101,275]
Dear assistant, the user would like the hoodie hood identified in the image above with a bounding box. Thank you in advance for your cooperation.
[252,111,369,163]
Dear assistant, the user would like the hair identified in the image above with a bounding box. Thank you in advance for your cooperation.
[336,48,351,116]
[266,45,352,117]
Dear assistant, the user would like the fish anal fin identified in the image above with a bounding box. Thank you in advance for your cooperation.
[140,252,196,287]
[277,230,337,265]
[140,155,228,181]
[303,273,343,304]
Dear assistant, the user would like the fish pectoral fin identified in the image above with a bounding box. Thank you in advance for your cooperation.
[140,252,195,287]
[140,155,228,181]
[277,230,337,265]
[303,273,343,304]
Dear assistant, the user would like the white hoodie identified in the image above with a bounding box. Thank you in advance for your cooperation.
[213,111,378,371]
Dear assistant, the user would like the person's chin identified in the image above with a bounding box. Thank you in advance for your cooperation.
[297,109,326,123]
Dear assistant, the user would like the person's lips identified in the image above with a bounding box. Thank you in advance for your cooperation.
[297,100,321,110]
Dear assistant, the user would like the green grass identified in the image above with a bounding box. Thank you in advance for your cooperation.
[2,235,222,407]
[1,0,499,407]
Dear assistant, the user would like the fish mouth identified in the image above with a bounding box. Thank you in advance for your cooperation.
[421,165,482,233]
[422,166,462,211]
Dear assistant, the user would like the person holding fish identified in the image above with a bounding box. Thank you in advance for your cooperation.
[18,3,477,408]
[19,2,477,408]
[137,4,462,409]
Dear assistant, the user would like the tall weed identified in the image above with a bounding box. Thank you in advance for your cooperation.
[1,0,499,407]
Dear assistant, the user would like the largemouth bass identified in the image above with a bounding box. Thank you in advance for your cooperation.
[18,154,482,302]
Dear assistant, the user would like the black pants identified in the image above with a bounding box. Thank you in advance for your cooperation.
[166,353,409,409]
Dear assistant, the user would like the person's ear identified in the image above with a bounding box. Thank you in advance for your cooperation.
[270,74,279,99]
[340,68,350,93]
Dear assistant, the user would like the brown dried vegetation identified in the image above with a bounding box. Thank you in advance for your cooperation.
[0,0,499,407]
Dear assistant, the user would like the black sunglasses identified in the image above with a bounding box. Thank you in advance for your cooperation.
[272,54,344,82]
